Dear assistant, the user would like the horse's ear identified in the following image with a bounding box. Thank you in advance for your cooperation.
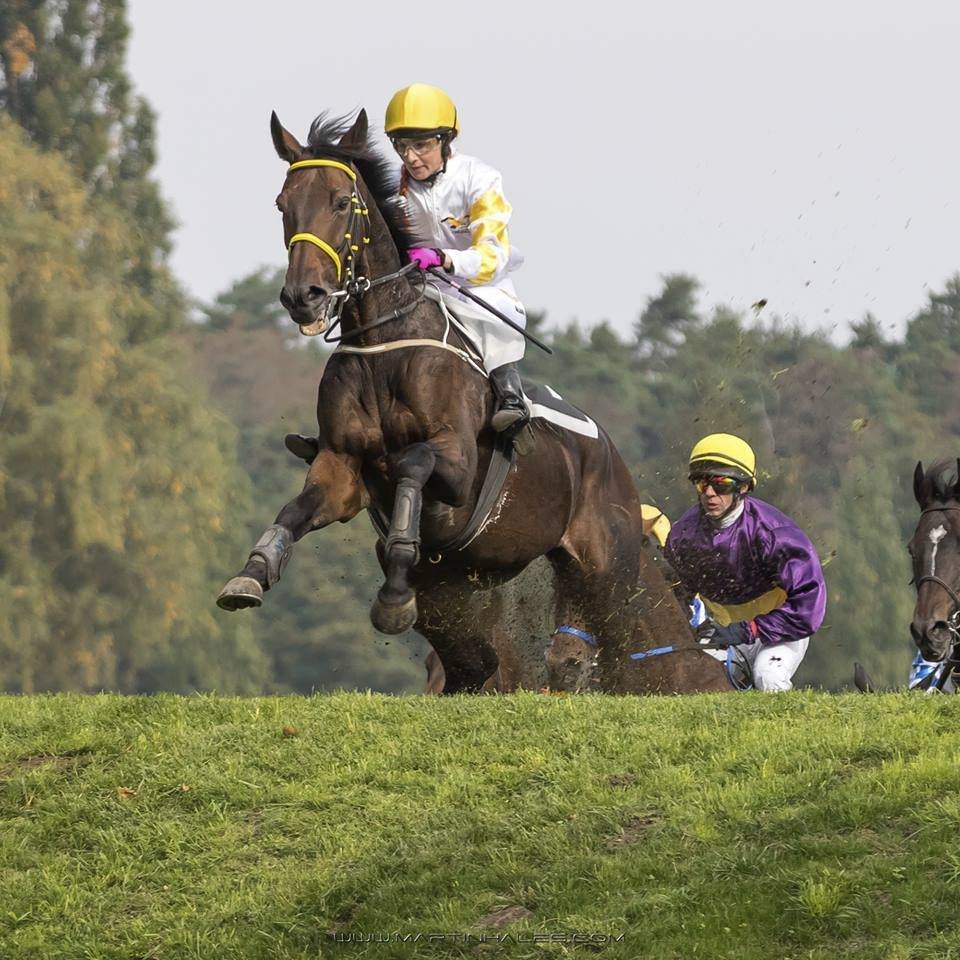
[914,461,927,507]
[338,109,368,152]
[271,111,303,163]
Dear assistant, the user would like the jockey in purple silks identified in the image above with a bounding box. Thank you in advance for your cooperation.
[664,433,827,692]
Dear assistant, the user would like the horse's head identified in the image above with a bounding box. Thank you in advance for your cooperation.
[271,110,379,336]
[909,458,960,661]
[544,630,598,692]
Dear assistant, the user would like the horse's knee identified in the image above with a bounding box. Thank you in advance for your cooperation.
[280,451,365,533]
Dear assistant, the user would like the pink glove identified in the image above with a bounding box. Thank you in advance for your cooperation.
[407,247,444,271]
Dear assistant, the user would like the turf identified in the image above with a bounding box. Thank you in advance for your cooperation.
[2,691,960,959]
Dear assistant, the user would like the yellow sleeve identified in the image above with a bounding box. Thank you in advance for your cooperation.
[446,164,512,285]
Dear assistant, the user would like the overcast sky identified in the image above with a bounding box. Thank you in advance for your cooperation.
[127,1,960,340]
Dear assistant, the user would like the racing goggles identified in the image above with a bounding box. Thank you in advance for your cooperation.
[391,135,442,157]
[692,475,741,495]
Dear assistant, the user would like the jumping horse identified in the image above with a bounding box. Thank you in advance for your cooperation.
[216,109,716,693]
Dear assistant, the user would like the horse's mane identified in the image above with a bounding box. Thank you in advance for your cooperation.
[306,112,418,253]
[926,459,960,503]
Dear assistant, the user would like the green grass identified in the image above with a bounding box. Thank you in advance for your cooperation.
[2,692,960,959]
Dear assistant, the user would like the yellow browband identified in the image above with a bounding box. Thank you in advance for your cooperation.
[287,158,357,180]
[285,160,363,284]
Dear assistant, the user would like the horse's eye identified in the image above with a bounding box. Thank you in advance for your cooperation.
[336,196,351,212]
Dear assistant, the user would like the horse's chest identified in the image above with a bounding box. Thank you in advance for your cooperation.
[322,402,381,457]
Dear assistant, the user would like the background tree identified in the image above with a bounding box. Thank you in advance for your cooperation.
[0,119,266,693]
[896,275,960,436]
[0,0,178,338]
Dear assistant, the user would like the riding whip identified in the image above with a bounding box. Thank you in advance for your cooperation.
[425,267,553,355]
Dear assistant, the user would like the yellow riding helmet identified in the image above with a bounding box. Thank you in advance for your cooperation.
[385,83,459,136]
[640,504,672,548]
[688,433,758,489]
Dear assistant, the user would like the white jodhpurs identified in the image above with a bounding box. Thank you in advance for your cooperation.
[701,636,810,691]
[424,283,527,373]
[739,637,809,691]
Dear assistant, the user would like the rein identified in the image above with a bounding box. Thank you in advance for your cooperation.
[629,641,754,691]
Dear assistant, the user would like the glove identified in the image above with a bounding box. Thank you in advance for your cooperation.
[407,247,444,271]
[696,619,757,648]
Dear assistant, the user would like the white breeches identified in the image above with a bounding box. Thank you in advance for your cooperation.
[424,281,526,373]
[704,637,809,691]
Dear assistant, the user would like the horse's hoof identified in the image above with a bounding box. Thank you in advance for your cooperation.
[216,576,263,611]
[370,594,418,635]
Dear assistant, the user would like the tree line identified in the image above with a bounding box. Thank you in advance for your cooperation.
[0,1,954,693]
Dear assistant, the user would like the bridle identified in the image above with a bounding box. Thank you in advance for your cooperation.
[913,505,960,689]
[284,158,424,343]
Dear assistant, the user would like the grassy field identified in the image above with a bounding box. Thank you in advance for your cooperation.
[2,691,960,959]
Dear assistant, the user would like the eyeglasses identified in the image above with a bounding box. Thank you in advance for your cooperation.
[391,136,441,157]
[692,475,740,495]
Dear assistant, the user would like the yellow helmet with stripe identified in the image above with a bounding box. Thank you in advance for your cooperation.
[688,433,757,489]
[639,504,672,548]
[385,83,459,136]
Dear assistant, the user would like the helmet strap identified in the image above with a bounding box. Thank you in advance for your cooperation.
[439,133,455,174]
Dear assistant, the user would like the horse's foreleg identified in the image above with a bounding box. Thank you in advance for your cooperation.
[217,450,364,611]
[370,443,436,635]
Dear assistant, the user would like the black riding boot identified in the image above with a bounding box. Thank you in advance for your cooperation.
[284,433,320,465]
[489,362,528,433]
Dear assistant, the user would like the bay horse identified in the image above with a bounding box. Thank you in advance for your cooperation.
[908,459,960,687]
[216,109,715,693]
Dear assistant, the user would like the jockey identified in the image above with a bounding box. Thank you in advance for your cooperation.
[663,433,827,692]
[385,82,528,433]
[640,503,706,627]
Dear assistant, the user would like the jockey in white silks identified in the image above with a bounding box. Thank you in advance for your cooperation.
[385,82,528,432]
[283,84,530,467]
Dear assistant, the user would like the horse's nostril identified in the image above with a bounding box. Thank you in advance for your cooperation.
[279,287,294,309]
[910,621,923,644]
[305,285,326,302]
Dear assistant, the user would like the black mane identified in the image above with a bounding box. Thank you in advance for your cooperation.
[305,112,418,253]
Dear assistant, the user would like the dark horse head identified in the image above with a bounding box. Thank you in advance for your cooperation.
[909,459,960,662]
[270,109,417,336]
